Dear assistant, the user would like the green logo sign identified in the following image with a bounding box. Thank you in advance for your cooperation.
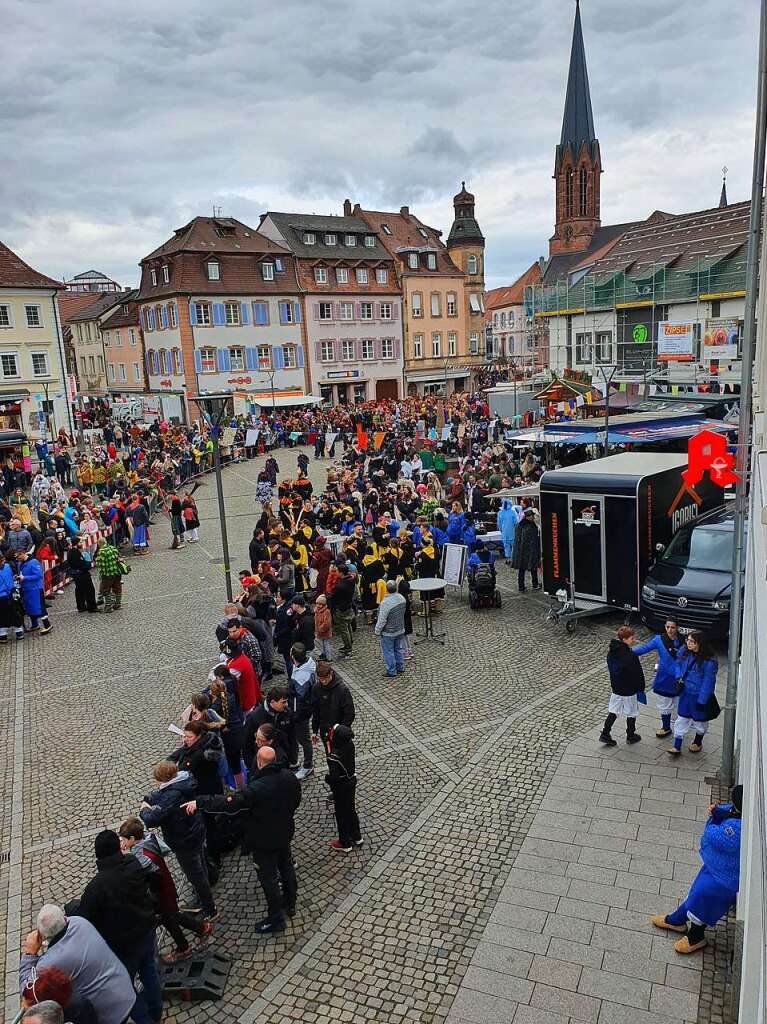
[632,324,648,343]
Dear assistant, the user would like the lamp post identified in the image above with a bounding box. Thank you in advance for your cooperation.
[264,369,277,416]
[443,358,449,397]
[189,391,234,601]
[599,366,617,457]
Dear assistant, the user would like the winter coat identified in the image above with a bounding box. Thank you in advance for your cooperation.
[76,852,156,964]
[129,831,180,916]
[273,602,294,655]
[227,651,260,712]
[446,511,466,544]
[289,657,316,721]
[242,699,292,770]
[700,803,741,891]
[169,732,225,797]
[632,632,685,697]
[291,609,315,651]
[18,557,44,616]
[310,673,356,736]
[328,574,355,613]
[606,639,646,697]
[0,562,15,598]
[18,916,135,1024]
[310,545,333,594]
[314,603,332,639]
[497,500,519,555]
[197,763,302,853]
[676,653,718,721]
[139,771,206,854]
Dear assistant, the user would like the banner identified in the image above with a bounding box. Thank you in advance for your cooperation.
[657,321,695,362]
[440,543,468,587]
[245,428,260,446]
[440,425,452,441]
[355,423,368,450]
[324,431,338,453]
[221,427,237,447]
[373,431,386,450]
[703,318,740,362]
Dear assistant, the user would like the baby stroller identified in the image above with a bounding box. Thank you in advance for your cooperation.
[468,561,502,609]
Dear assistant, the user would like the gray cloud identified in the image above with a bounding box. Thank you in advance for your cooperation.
[0,0,758,289]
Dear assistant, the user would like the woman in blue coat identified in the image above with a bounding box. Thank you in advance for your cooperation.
[0,554,23,642]
[652,785,741,954]
[15,551,52,634]
[669,631,717,755]
[496,499,519,564]
[632,618,685,738]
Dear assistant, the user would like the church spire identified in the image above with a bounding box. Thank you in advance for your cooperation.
[557,0,596,167]
[719,165,728,208]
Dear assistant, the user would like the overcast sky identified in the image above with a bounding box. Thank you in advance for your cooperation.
[1,0,759,290]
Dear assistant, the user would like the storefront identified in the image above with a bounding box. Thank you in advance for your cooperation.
[0,392,28,431]
[320,370,369,405]
[405,369,469,397]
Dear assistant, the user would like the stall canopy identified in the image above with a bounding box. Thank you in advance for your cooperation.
[544,414,735,446]
[241,393,323,408]
[0,429,26,449]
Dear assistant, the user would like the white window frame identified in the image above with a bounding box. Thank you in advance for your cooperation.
[224,301,241,326]
[168,305,176,329]
[356,268,368,284]
[229,346,245,371]
[376,268,388,284]
[382,224,392,235]
[88,355,96,374]
[103,331,111,348]
[325,233,336,245]
[133,361,141,380]
[25,304,42,328]
[258,345,272,369]
[345,234,356,247]
[381,338,394,359]
[380,302,392,321]
[364,235,375,247]
[418,227,428,239]
[411,292,422,317]
[468,254,478,275]
[98,354,104,372]
[0,304,12,328]
[304,232,316,245]
[283,345,297,369]
[319,302,333,321]
[360,302,373,320]
[336,267,349,284]
[162,265,170,284]
[447,293,457,316]
[117,362,126,381]
[341,339,355,361]
[261,262,275,281]
[470,332,479,355]
[447,332,457,357]
[31,351,49,377]
[320,340,335,362]
[340,302,354,321]
[431,332,441,358]
[196,302,212,326]
[206,261,220,281]
[596,331,613,363]
[200,346,216,373]
[314,267,328,284]
[150,269,157,286]
[575,331,593,364]
[427,254,437,270]
[361,339,374,360]
[469,293,482,313]
[408,253,419,270]
[107,363,115,383]
[413,334,423,358]
[430,293,441,317]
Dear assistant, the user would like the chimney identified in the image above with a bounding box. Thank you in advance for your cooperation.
[353,203,361,215]
[343,199,352,216]
[400,206,409,216]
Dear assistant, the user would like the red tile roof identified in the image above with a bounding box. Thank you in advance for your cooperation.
[0,241,62,289]
[57,291,108,323]
[486,261,542,310]
[355,206,462,276]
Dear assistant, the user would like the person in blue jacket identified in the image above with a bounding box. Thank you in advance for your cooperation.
[15,550,52,634]
[653,785,741,954]
[0,553,23,642]
[446,502,466,544]
[669,631,718,755]
[632,618,685,738]
[497,498,519,565]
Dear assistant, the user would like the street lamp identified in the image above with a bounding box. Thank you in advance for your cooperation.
[443,358,449,397]
[189,391,234,601]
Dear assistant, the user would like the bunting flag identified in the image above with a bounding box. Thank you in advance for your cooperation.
[356,423,368,449]
[575,395,585,407]
[585,392,593,405]
[373,431,386,450]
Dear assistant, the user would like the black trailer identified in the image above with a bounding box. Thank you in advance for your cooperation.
[540,453,723,630]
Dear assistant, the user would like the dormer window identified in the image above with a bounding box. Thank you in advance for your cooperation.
[427,254,437,270]
[345,234,356,247]
[150,269,157,286]
[418,227,428,239]
[304,232,316,245]
[274,258,284,272]
[162,265,170,284]
[364,235,375,247]
[408,253,419,270]
[381,224,392,235]
[325,233,337,245]
[206,260,220,281]
[262,262,275,281]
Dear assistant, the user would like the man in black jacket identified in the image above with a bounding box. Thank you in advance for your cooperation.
[311,661,356,753]
[74,829,162,1024]
[289,594,315,651]
[186,747,301,934]
[327,563,356,657]
[273,590,294,674]
[242,686,292,770]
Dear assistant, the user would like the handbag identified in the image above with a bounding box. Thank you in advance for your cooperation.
[674,660,693,696]
[118,559,131,576]
[702,693,722,721]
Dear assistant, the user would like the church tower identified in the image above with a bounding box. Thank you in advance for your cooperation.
[447,183,486,367]
[550,0,602,255]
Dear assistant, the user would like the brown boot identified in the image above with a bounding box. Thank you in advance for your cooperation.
[651,915,686,933]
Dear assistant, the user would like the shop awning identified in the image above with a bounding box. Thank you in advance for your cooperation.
[0,390,30,403]
[249,393,323,408]
[545,417,735,446]
[0,429,27,448]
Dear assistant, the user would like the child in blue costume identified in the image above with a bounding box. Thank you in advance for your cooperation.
[632,618,684,738]
[652,785,742,954]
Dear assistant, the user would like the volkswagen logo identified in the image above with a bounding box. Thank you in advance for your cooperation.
[677,597,688,608]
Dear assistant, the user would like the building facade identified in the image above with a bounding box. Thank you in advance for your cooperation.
[356,198,483,396]
[486,261,544,372]
[260,211,403,404]
[101,290,147,398]
[63,269,122,294]
[136,217,310,422]
[0,241,72,438]
[63,291,122,401]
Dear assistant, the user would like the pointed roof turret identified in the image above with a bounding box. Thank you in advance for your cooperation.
[556,1,598,170]
[719,166,728,208]
[447,181,484,247]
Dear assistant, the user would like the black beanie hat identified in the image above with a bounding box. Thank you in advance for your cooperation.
[731,785,743,813]
[331,724,354,746]
[94,829,121,859]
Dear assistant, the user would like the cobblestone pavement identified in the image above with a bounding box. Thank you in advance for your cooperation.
[0,447,726,1023]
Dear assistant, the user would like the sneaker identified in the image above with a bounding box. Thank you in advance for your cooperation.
[295,767,314,781]
[203,911,219,923]
[177,902,202,914]
[288,763,300,771]
[599,733,617,747]
[626,733,642,744]
[162,946,195,964]
[329,840,352,853]
[353,838,363,846]
[255,916,285,934]
[39,624,53,635]
[667,746,682,756]
[404,651,414,660]
[197,920,214,946]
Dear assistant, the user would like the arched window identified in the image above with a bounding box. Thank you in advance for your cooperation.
[565,168,574,219]
[467,254,478,275]
[579,166,588,217]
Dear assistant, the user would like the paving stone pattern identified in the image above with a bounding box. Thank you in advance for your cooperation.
[0,448,727,1023]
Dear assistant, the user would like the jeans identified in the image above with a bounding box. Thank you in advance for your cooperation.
[253,844,297,921]
[380,633,405,675]
[174,843,216,917]
[161,909,208,952]
[333,609,354,653]
[317,638,333,661]
[289,717,313,770]
[122,931,162,1024]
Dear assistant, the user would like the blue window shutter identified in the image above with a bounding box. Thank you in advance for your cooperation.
[160,306,168,329]
[145,351,151,375]
[240,302,250,325]
[138,308,145,330]
[170,302,177,323]
[217,347,230,372]
[296,345,304,368]
[245,347,257,370]
[279,302,288,324]
[193,350,202,374]
[294,301,302,323]
[148,308,156,331]
[212,302,226,326]
[273,346,285,369]
[189,303,198,325]
[152,351,160,373]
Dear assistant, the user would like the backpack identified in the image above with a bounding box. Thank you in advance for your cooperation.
[473,563,494,589]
